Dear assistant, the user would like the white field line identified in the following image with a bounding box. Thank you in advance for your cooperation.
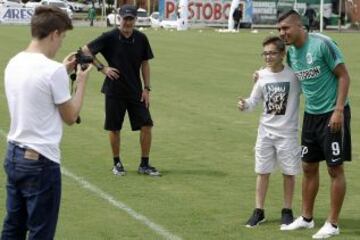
[0,129,182,240]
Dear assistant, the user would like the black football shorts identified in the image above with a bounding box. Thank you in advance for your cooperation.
[301,106,351,166]
[104,95,153,131]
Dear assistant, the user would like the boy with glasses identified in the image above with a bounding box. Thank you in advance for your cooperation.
[238,36,301,229]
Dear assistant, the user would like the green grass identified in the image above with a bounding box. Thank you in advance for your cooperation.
[0,25,359,239]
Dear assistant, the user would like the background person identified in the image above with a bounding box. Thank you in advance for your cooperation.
[88,5,96,27]
[1,6,92,239]
[82,4,160,177]
[239,36,301,229]
[304,3,317,32]
[233,4,243,30]
[277,10,351,240]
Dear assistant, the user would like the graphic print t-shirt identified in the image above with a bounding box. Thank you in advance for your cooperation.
[264,81,290,115]
[244,66,300,138]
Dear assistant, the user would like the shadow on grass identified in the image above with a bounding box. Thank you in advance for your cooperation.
[160,169,227,177]
[338,218,360,238]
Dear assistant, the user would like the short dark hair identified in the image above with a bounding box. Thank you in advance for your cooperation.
[277,9,301,23]
[262,36,285,52]
[31,6,73,40]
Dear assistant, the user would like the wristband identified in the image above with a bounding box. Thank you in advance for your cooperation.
[144,86,151,91]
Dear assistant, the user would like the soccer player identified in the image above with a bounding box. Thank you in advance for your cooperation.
[238,36,301,229]
[277,10,352,239]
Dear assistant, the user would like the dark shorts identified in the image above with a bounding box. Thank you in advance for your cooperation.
[301,106,352,166]
[104,95,153,131]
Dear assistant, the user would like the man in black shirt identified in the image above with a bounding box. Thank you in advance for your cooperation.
[304,3,316,32]
[233,4,243,30]
[82,4,160,176]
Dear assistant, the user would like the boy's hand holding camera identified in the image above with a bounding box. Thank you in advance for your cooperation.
[63,52,93,82]
[63,52,77,74]
[59,52,93,125]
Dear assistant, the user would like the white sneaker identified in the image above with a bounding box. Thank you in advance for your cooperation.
[281,216,314,231]
[312,222,340,239]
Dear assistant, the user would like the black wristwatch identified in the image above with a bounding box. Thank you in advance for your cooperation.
[96,63,104,72]
[144,86,151,91]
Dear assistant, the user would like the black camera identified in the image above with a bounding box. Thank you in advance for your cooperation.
[70,48,93,124]
[75,48,94,70]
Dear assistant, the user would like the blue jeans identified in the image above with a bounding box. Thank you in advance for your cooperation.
[1,142,61,240]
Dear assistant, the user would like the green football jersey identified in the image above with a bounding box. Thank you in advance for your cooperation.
[287,33,348,114]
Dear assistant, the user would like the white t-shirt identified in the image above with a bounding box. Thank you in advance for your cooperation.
[244,66,300,138]
[5,52,71,163]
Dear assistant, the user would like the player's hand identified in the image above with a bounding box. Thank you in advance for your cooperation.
[102,66,120,80]
[141,89,150,108]
[328,110,343,132]
[237,97,247,111]
[63,52,77,74]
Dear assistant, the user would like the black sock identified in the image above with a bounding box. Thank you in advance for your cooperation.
[282,208,292,213]
[255,208,264,213]
[113,157,121,166]
[302,216,313,222]
[140,157,149,167]
[331,223,338,229]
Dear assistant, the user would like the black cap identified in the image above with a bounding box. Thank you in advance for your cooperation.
[119,5,137,18]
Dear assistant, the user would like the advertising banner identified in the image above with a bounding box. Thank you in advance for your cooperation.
[0,7,34,24]
[158,0,253,27]
[158,0,334,26]
[252,0,332,24]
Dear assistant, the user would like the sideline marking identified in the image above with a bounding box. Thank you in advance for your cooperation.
[0,129,182,240]
[61,168,182,240]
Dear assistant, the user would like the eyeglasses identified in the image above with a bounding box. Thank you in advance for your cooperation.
[261,51,280,57]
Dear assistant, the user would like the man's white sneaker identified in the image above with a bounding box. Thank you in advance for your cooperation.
[312,222,339,239]
[281,216,314,231]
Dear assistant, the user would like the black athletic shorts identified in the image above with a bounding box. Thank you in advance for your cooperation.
[104,95,153,131]
[301,106,351,166]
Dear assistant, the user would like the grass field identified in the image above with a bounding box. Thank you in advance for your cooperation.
[0,25,359,240]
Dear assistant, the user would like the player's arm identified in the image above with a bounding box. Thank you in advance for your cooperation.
[334,63,350,111]
[328,63,350,132]
[141,60,151,108]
